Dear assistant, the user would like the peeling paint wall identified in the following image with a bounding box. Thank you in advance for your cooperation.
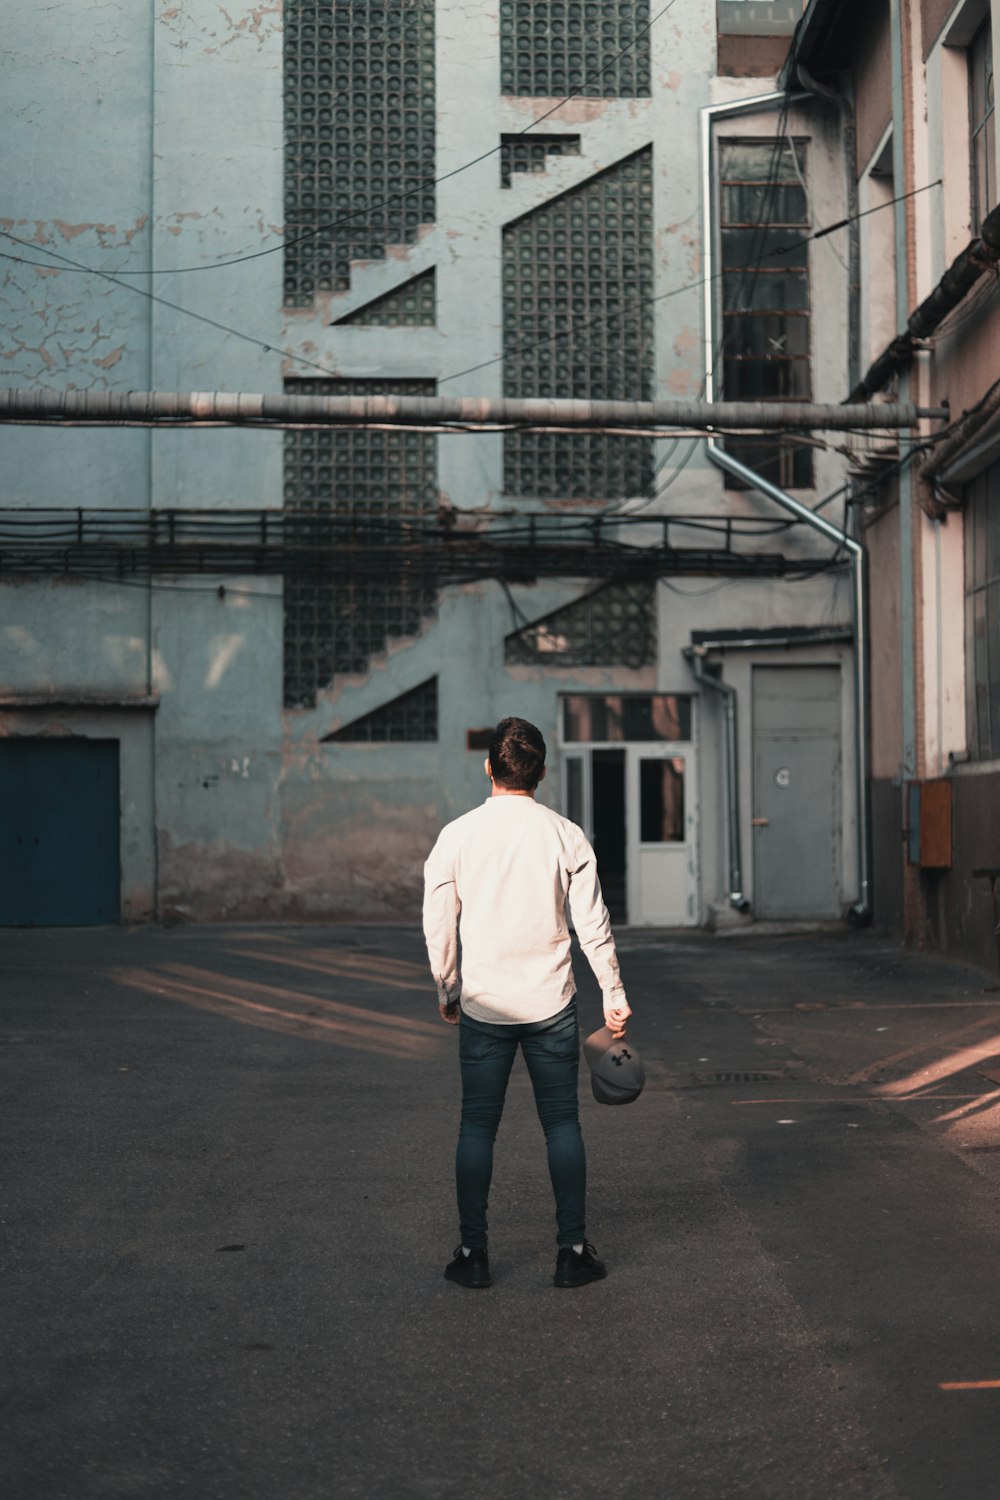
[3,5,154,506]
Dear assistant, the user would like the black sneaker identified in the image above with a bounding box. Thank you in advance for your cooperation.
[444,1246,492,1289]
[553,1242,607,1288]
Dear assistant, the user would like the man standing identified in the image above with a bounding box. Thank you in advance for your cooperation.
[422,716,631,1290]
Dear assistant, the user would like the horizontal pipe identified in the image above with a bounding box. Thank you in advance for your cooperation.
[689,630,853,650]
[0,390,942,432]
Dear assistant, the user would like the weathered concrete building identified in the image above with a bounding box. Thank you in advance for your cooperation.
[2,1,866,930]
[778,0,1000,970]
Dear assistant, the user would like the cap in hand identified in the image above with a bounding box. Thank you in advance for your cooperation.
[583,1026,645,1106]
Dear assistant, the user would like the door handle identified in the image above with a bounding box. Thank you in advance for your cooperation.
[752,816,769,827]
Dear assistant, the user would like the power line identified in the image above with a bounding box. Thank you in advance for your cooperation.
[0,179,943,396]
[0,245,354,382]
[3,1,680,282]
[436,179,940,385]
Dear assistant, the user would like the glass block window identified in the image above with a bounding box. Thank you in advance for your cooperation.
[500,0,651,97]
[963,459,1000,761]
[505,581,655,668]
[283,0,436,306]
[283,377,438,708]
[322,678,438,742]
[503,149,655,500]
[970,18,996,238]
[501,134,581,188]
[334,269,436,326]
[719,138,813,489]
[284,377,437,517]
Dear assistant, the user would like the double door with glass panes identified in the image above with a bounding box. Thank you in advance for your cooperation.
[560,694,697,927]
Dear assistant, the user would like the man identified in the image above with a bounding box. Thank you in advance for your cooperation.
[422,715,631,1290]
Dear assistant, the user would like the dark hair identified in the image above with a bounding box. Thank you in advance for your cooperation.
[488,717,546,791]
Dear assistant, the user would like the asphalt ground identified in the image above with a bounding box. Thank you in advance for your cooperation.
[3,922,1000,1500]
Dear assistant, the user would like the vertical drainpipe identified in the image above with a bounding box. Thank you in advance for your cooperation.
[147,8,158,918]
[684,647,747,909]
[889,0,918,789]
[699,91,873,922]
[693,92,789,915]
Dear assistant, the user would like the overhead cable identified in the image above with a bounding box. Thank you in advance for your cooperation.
[0,179,943,397]
[0,0,680,280]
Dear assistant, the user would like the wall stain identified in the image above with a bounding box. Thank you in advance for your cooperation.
[93,345,125,369]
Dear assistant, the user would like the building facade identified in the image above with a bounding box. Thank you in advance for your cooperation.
[2,1,864,930]
[779,0,1000,969]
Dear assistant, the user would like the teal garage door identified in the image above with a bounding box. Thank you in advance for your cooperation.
[0,738,120,926]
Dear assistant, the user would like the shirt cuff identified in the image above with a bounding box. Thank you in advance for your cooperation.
[435,977,461,1006]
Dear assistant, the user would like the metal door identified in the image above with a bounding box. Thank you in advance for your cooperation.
[0,738,120,926]
[626,744,697,926]
[752,666,842,919]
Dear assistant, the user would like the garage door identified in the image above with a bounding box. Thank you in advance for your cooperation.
[0,738,120,926]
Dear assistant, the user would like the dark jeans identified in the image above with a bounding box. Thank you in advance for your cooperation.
[456,999,586,1250]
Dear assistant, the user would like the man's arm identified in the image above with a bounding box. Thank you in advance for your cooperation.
[566,835,632,1038]
[422,837,462,1022]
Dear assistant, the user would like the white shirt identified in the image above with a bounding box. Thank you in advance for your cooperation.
[422,795,627,1024]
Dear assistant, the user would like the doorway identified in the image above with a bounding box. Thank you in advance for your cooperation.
[559,693,698,927]
[591,750,627,921]
[0,738,121,925]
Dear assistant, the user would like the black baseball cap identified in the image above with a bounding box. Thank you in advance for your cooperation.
[583,1026,645,1106]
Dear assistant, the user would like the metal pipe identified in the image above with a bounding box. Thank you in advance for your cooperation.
[0,390,940,431]
[690,629,852,651]
[684,647,747,910]
[889,0,918,797]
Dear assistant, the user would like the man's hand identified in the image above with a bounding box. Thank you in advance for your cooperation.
[439,999,461,1026]
[604,1000,631,1039]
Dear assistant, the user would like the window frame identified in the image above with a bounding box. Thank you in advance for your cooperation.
[969,16,996,237]
[716,136,815,491]
[963,458,1000,762]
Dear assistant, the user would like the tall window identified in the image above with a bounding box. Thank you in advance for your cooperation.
[964,460,1000,761]
[718,138,813,488]
[970,17,996,237]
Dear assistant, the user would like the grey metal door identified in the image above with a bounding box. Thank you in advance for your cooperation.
[0,738,120,926]
[752,666,842,920]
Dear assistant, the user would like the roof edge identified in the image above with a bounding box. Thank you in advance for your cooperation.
[777,0,850,89]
